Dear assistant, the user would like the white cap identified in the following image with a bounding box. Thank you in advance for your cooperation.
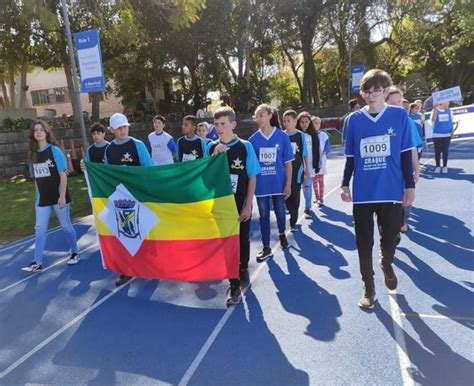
[109,113,130,129]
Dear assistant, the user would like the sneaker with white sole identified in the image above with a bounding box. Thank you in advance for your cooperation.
[434,167,441,173]
[442,167,448,173]
[358,286,376,309]
[21,262,43,273]
[67,253,80,265]
[304,209,311,219]
[256,246,273,262]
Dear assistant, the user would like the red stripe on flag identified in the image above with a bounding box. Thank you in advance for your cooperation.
[98,235,240,282]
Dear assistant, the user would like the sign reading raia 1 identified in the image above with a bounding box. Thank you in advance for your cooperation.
[351,65,365,93]
[73,29,106,93]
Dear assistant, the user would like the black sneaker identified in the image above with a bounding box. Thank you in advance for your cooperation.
[115,274,132,286]
[358,287,376,309]
[226,285,242,306]
[279,234,289,249]
[21,261,43,273]
[67,253,80,265]
[290,224,297,232]
[379,259,398,290]
[256,246,273,262]
[239,268,250,288]
[304,209,311,219]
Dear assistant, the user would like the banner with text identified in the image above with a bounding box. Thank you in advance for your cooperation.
[351,65,365,93]
[73,29,106,93]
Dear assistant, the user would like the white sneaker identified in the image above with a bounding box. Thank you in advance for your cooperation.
[442,167,448,173]
[67,253,80,265]
[434,167,441,173]
[21,262,43,273]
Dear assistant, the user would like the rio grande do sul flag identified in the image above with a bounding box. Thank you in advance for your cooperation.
[85,154,240,281]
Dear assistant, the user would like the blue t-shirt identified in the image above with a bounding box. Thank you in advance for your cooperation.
[344,105,415,204]
[206,137,261,177]
[249,127,294,197]
[206,125,219,141]
[104,137,153,166]
[408,117,423,149]
[286,129,308,184]
[85,142,110,163]
[432,108,453,136]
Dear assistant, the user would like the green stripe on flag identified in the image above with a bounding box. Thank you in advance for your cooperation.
[86,153,233,203]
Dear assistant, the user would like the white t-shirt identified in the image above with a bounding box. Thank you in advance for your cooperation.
[303,132,316,177]
[317,131,330,175]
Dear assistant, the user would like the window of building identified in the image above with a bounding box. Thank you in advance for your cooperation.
[31,87,70,106]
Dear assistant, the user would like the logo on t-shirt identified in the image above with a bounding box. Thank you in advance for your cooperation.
[121,152,134,163]
[231,157,244,170]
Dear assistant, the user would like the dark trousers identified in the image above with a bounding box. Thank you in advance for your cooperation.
[230,195,251,288]
[433,136,451,167]
[353,203,403,287]
[285,181,302,227]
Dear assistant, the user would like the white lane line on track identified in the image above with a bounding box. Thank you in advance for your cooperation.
[389,293,416,386]
[0,278,135,379]
[0,243,98,294]
[178,184,341,386]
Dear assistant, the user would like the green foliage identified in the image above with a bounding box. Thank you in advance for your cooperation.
[268,71,301,110]
[1,117,34,132]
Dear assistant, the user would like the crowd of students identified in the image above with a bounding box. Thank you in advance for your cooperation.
[23,68,456,309]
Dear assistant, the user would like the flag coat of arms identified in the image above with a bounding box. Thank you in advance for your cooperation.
[85,154,240,281]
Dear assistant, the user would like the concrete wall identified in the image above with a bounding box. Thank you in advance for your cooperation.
[0,108,37,121]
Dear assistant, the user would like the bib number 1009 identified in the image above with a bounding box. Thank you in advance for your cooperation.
[360,135,391,158]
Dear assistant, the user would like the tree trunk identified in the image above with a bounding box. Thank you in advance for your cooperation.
[301,35,320,107]
[91,93,101,122]
[19,63,28,108]
[8,67,16,109]
[63,62,82,124]
[0,72,10,109]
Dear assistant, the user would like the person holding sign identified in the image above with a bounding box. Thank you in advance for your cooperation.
[431,102,454,173]
[341,69,415,309]
[249,104,294,262]
[208,106,261,305]
[176,115,209,162]
[22,120,80,273]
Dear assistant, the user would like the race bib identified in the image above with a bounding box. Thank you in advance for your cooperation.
[33,162,51,178]
[230,174,238,194]
[439,114,449,122]
[182,153,197,162]
[259,147,277,163]
[291,142,297,155]
[360,135,391,158]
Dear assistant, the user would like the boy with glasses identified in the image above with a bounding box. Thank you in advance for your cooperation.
[341,69,415,309]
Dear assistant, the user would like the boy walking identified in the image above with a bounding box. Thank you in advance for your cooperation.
[84,123,109,163]
[341,69,415,309]
[208,107,261,306]
[104,113,153,285]
[176,115,208,162]
[148,115,176,166]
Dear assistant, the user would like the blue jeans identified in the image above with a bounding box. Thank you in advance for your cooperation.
[256,195,286,247]
[34,204,78,265]
[303,176,313,210]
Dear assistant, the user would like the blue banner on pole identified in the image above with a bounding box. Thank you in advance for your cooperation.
[351,65,365,94]
[73,29,106,93]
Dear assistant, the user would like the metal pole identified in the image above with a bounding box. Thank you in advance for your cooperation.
[60,0,89,150]
[347,37,352,111]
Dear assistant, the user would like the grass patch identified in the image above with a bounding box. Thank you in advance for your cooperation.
[0,174,92,245]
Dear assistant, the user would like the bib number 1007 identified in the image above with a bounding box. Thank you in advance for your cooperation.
[360,135,391,158]
[259,147,277,163]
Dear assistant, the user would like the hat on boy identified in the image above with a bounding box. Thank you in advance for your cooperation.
[109,113,130,129]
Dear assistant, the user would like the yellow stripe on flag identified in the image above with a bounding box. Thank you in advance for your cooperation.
[92,195,239,241]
